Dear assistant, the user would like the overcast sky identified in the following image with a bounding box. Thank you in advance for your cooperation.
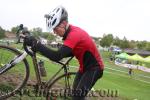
[0,0,150,41]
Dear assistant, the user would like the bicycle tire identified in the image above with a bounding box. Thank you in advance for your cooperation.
[0,45,30,99]
[46,72,76,100]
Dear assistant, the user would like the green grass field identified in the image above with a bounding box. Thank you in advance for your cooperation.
[0,44,150,100]
[95,51,150,100]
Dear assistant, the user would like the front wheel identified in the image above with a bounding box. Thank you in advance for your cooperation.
[0,45,30,99]
[46,72,76,100]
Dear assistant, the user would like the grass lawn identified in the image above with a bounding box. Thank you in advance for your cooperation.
[94,51,150,100]
[23,51,150,100]
[0,44,150,100]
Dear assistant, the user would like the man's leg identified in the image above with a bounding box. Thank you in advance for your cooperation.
[72,71,83,90]
[72,68,103,100]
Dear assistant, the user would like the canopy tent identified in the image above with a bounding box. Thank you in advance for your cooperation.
[112,47,122,52]
[115,52,130,59]
[144,56,150,63]
[128,54,144,62]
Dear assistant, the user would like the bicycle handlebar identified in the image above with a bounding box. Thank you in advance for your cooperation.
[16,24,34,56]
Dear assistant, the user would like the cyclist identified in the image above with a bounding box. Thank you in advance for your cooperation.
[24,5,104,100]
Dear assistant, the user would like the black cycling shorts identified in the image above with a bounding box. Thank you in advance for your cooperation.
[72,67,103,100]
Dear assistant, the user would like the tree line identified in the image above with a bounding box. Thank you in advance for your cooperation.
[0,25,150,51]
[0,25,56,42]
[97,34,150,51]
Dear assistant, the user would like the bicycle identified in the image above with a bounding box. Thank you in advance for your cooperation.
[0,24,76,100]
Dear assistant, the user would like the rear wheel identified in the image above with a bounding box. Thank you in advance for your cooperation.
[46,72,76,100]
[0,45,29,99]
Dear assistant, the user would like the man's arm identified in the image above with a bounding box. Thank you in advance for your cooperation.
[36,43,73,62]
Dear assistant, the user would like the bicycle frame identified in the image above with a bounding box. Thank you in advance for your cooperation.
[0,46,73,83]
[0,45,74,91]
[31,53,74,89]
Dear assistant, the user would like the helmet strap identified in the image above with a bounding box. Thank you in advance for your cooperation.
[62,23,70,40]
[65,23,69,31]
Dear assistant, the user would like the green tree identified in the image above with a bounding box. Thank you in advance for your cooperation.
[120,36,130,49]
[11,26,19,33]
[31,27,42,37]
[0,26,5,39]
[100,34,114,47]
[145,42,150,51]
[128,40,136,49]
[137,41,147,50]
[113,36,121,47]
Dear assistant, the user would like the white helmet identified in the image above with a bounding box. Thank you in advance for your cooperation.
[45,6,68,32]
